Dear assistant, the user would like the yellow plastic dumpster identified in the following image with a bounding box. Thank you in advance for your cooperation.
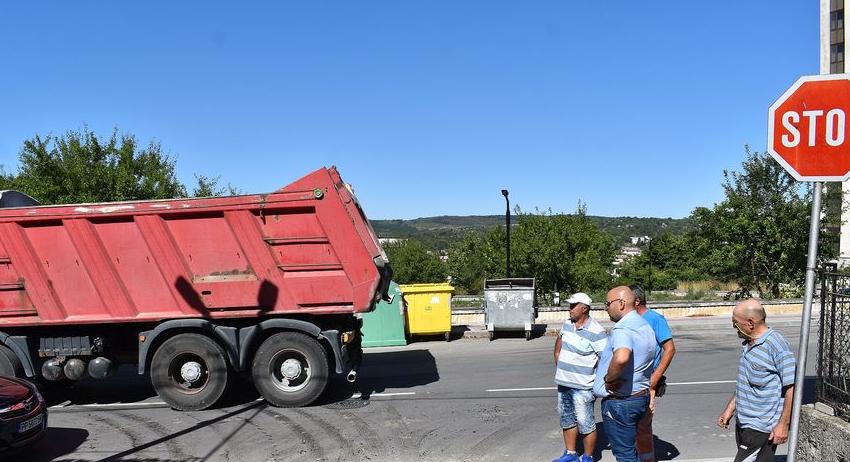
[399,283,455,341]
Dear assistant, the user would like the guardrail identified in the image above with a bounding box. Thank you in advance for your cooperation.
[450,297,806,315]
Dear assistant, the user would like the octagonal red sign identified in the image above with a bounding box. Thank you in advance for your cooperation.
[768,74,850,181]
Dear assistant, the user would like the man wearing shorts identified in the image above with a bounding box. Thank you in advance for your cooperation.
[553,292,608,462]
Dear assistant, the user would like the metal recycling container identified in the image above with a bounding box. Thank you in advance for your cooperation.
[361,281,407,348]
[400,283,455,341]
[484,278,537,340]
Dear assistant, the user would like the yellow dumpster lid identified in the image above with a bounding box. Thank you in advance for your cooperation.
[398,283,455,294]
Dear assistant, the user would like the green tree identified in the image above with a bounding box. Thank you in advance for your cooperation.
[384,239,447,284]
[447,207,616,298]
[616,233,712,290]
[691,147,811,297]
[511,208,616,299]
[446,227,508,294]
[4,128,186,204]
[191,174,241,197]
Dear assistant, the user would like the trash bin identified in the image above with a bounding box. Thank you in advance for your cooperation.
[484,278,537,340]
[360,281,408,348]
[400,283,455,341]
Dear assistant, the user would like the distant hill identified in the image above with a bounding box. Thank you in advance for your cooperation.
[370,215,692,250]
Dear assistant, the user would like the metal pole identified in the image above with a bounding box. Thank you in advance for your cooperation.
[787,181,823,461]
[501,189,511,278]
[647,237,652,296]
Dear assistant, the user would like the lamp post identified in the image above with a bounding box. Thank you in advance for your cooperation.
[501,189,510,279]
[647,237,652,297]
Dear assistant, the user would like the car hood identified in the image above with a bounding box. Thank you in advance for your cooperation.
[0,377,33,407]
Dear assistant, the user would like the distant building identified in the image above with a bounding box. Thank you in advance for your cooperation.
[630,236,650,245]
[378,238,405,245]
[612,244,643,275]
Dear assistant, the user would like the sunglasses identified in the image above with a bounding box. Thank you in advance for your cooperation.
[604,298,625,308]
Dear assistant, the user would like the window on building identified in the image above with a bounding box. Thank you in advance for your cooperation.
[832,10,845,31]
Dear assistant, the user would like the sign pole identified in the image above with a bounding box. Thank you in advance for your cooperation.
[786,181,822,461]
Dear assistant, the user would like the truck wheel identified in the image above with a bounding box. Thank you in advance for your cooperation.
[151,333,229,411]
[252,332,329,407]
[0,344,23,377]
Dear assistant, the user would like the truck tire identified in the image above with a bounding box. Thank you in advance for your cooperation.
[0,344,23,377]
[150,333,229,411]
[252,332,329,407]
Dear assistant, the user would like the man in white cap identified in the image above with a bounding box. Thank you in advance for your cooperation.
[552,292,608,462]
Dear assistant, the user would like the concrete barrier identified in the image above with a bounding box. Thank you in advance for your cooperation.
[451,299,805,326]
[795,404,850,461]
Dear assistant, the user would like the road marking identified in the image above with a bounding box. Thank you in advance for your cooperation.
[50,400,170,410]
[352,392,416,398]
[486,381,736,393]
[667,380,736,386]
[486,387,556,392]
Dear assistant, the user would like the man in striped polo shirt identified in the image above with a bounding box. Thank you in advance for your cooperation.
[717,299,796,462]
[552,292,608,462]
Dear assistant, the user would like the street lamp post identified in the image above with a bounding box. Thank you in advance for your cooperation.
[501,189,510,279]
[647,237,652,297]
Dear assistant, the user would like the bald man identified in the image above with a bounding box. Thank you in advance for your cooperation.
[593,286,656,462]
[717,299,796,462]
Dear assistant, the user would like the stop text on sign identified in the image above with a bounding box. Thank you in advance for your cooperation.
[767,74,850,182]
[780,108,846,147]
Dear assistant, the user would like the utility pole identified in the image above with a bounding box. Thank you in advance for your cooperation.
[501,189,510,278]
[647,237,652,297]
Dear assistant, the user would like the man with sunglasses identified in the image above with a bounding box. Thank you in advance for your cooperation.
[552,293,608,462]
[629,284,676,462]
[593,286,656,462]
[717,299,796,462]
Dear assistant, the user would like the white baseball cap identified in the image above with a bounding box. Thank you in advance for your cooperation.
[566,292,592,306]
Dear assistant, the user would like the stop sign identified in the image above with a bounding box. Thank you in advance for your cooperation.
[768,74,850,181]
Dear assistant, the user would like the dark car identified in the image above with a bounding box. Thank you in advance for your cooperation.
[0,376,47,451]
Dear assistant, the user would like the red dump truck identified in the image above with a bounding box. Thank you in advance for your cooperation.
[0,167,391,410]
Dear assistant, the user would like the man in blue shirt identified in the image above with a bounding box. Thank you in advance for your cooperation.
[717,299,796,462]
[594,286,656,462]
[629,284,676,462]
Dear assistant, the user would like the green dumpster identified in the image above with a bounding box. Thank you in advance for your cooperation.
[361,281,407,348]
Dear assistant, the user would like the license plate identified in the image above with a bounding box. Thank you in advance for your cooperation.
[17,413,43,433]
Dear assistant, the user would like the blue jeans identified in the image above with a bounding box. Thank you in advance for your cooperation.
[601,395,649,462]
[557,386,596,434]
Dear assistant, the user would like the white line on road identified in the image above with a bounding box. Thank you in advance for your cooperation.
[486,381,736,393]
[352,392,417,398]
[50,401,170,410]
[666,380,736,386]
[486,387,556,392]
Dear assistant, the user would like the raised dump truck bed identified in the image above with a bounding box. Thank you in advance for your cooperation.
[0,167,391,410]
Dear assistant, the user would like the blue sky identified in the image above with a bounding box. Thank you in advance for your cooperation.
[0,1,817,219]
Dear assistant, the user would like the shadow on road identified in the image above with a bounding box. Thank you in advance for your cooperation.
[8,427,89,462]
[314,348,440,405]
[652,435,681,461]
[803,375,817,404]
[583,422,680,461]
[356,348,439,398]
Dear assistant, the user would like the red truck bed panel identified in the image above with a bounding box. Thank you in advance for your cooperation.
[0,167,388,327]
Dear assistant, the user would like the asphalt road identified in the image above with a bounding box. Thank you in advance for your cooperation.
[17,315,818,462]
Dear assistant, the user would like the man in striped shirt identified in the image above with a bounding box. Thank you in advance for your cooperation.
[552,292,608,462]
[717,299,796,462]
